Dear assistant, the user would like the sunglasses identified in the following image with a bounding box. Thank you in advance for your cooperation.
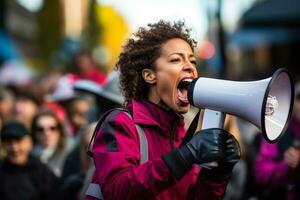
[36,126,58,133]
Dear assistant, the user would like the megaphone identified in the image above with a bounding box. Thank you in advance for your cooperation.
[188,68,294,143]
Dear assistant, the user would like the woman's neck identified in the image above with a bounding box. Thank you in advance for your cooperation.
[147,96,170,111]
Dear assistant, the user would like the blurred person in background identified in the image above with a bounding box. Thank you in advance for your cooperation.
[31,109,73,177]
[72,70,125,124]
[0,86,15,123]
[58,122,96,200]
[0,115,4,159]
[253,82,300,200]
[32,69,64,104]
[85,20,240,200]
[47,73,93,137]
[0,120,57,200]
[222,115,247,200]
[14,91,40,129]
[57,74,125,199]
[72,50,107,86]
[65,96,93,137]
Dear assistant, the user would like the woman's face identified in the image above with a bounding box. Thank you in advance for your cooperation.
[14,98,38,128]
[35,115,60,148]
[147,38,198,114]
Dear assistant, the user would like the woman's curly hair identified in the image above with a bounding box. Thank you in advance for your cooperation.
[116,20,197,104]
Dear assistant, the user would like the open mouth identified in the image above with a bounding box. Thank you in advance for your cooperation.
[177,78,193,104]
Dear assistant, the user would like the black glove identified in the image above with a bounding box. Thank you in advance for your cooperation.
[201,132,241,181]
[162,128,227,179]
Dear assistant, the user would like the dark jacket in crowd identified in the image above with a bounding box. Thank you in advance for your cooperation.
[0,155,58,200]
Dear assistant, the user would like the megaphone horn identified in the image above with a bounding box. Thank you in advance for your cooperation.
[188,68,294,143]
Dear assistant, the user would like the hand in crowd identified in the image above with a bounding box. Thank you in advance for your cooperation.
[284,147,300,169]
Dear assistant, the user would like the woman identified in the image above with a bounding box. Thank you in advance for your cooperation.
[31,109,72,177]
[86,20,240,200]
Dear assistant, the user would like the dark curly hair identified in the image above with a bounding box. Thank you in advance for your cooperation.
[116,20,197,104]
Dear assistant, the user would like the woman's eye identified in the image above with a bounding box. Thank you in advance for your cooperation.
[190,60,197,65]
[170,58,180,63]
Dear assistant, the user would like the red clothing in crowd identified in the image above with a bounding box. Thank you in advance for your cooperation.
[77,69,107,86]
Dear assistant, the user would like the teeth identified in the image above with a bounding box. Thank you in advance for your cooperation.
[182,78,193,82]
[178,78,193,89]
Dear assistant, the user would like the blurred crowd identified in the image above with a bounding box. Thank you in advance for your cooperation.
[0,47,300,200]
[0,49,123,200]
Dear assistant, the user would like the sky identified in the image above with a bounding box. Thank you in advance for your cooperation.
[15,0,256,42]
[100,0,206,41]
[99,0,256,42]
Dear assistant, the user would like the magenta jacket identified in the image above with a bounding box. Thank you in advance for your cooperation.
[85,99,228,200]
[254,117,300,199]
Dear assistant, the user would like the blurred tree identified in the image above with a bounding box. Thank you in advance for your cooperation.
[37,0,62,69]
[95,4,129,71]
[83,0,101,51]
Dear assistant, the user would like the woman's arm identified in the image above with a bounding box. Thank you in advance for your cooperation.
[92,111,177,200]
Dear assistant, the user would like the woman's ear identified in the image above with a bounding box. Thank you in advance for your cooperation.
[142,69,156,84]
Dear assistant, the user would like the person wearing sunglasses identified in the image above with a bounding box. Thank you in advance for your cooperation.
[31,109,72,177]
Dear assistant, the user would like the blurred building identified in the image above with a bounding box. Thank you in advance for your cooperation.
[61,0,90,39]
[1,0,38,59]
[0,0,92,68]
[227,0,300,80]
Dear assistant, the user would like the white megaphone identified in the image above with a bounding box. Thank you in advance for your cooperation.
[188,68,294,143]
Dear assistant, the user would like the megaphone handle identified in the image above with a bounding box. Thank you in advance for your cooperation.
[200,109,226,169]
[201,109,226,130]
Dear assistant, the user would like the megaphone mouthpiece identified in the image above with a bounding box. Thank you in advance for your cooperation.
[188,79,198,106]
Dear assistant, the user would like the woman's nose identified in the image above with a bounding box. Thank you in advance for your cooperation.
[183,62,197,76]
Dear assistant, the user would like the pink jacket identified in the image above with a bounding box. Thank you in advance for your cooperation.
[85,99,228,200]
[253,117,300,200]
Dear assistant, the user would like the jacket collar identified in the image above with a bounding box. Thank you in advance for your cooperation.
[127,99,185,137]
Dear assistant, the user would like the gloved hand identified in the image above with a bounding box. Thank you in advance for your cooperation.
[162,128,227,179]
[201,132,241,181]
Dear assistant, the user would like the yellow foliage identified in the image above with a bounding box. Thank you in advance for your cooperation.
[96,4,129,71]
